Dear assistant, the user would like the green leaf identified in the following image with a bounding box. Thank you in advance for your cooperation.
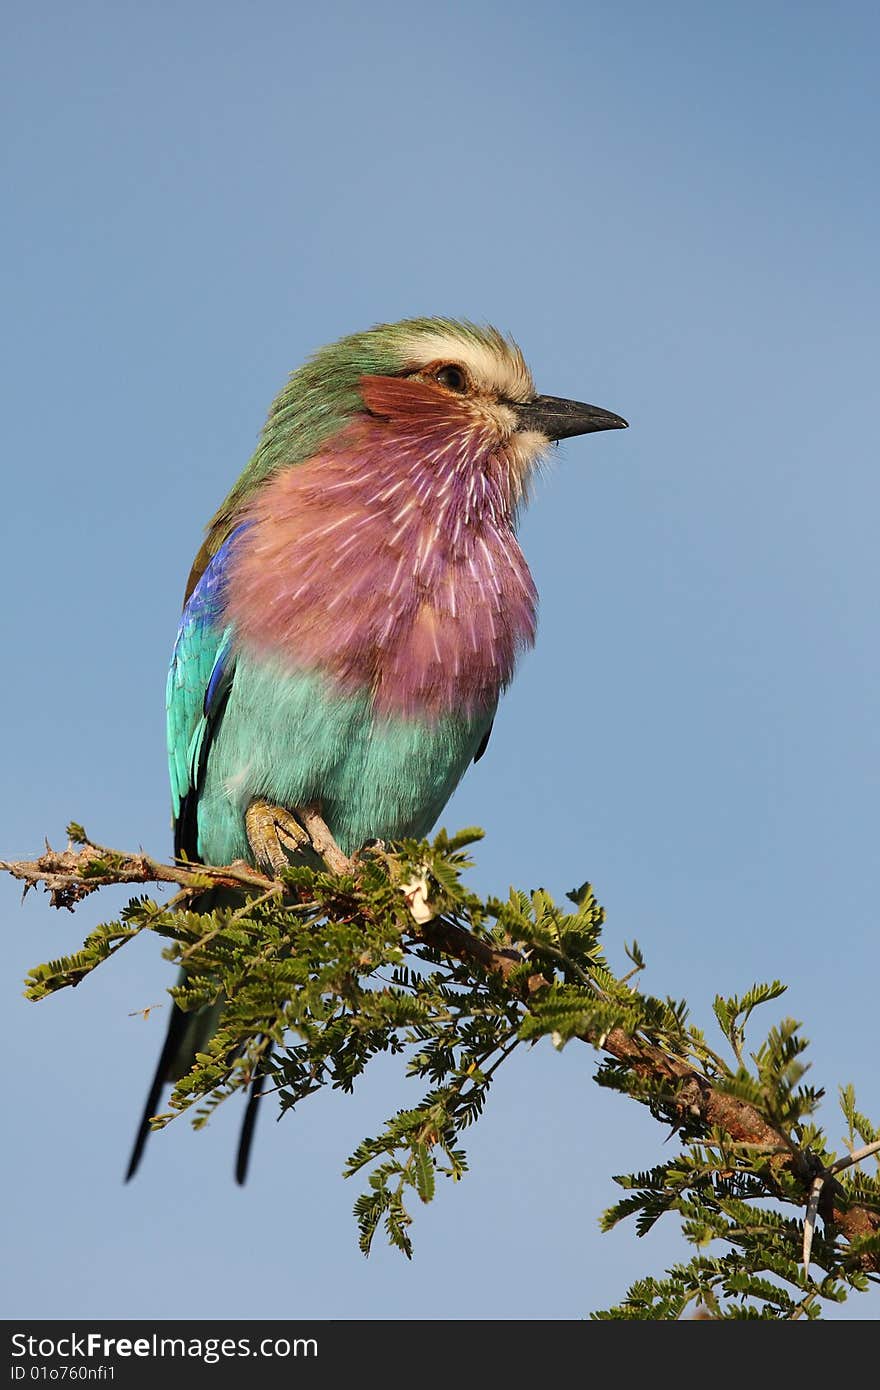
[412,1143,436,1204]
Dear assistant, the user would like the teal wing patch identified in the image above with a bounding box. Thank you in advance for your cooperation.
[166,527,247,859]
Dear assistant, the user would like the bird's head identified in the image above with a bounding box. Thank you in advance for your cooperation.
[273,316,626,496]
[190,318,626,598]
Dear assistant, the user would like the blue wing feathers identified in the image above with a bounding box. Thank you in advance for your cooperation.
[166,526,249,858]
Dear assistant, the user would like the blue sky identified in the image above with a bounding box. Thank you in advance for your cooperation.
[2,0,878,1319]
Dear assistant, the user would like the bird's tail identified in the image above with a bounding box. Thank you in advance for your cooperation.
[125,888,268,1184]
[124,986,225,1181]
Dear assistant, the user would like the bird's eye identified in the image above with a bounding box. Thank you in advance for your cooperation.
[434,365,468,393]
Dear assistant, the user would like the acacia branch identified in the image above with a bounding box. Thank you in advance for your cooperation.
[5,835,878,1271]
[404,925,880,1268]
[0,836,275,909]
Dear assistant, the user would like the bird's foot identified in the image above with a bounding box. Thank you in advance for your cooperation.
[244,799,352,877]
[244,800,310,876]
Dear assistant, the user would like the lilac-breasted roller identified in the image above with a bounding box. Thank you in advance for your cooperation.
[127,318,627,1182]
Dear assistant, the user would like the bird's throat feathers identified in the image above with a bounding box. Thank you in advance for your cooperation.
[224,388,539,720]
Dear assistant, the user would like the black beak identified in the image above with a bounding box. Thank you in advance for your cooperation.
[515,394,628,441]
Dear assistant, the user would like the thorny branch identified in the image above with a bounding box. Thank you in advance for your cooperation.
[0,837,275,910]
[3,832,879,1275]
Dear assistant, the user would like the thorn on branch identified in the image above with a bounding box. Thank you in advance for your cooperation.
[0,834,276,910]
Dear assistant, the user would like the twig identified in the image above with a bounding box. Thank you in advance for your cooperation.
[803,1174,824,1278]
[829,1138,880,1174]
[789,1289,819,1321]
[298,807,354,876]
[802,1138,880,1278]
[0,837,275,910]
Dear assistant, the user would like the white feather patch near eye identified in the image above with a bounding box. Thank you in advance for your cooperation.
[400,331,534,404]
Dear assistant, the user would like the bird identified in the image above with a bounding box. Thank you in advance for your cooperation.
[126,316,627,1184]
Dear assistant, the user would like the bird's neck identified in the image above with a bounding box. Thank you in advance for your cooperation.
[225,416,538,719]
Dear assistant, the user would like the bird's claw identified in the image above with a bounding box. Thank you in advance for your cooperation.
[244,799,352,877]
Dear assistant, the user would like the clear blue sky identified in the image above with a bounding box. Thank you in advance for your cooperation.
[2,0,878,1320]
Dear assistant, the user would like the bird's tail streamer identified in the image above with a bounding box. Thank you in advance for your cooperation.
[125,887,268,1183]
